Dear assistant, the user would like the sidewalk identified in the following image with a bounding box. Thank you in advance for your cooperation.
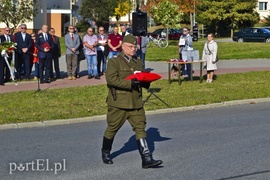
[0,57,270,94]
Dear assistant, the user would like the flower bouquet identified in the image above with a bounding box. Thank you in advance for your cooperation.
[0,41,17,56]
[0,41,18,85]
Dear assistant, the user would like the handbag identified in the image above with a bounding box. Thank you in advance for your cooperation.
[104,45,109,57]
[206,42,219,62]
[78,48,85,61]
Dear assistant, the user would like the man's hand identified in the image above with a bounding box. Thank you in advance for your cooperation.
[131,79,150,89]
[22,48,28,53]
[140,82,150,89]
[71,48,76,53]
[112,47,117,51]
[131,78,140,89]
[44,47,50,52]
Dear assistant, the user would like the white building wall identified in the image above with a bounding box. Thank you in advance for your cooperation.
[256,0,270,20]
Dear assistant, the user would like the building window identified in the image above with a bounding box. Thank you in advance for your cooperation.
[259,2,268,10]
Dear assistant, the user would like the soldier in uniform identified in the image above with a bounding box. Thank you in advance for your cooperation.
[101,34,163,168]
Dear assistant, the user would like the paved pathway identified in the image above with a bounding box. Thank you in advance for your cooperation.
[0,57,269,94]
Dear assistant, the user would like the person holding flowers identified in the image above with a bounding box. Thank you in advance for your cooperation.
[0,27,14,83]
[0,31,17,85]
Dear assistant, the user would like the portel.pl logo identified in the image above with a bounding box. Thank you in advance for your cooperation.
[9,159,66,175]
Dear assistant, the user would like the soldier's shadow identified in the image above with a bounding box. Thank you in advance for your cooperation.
[110,127,171,159]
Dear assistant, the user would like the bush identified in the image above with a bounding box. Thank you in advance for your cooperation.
[76,20,91,33]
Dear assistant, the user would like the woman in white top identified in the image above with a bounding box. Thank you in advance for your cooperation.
[202,33,218,83]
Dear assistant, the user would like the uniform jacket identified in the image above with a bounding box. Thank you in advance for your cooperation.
[35,33,55,59]
[14,32,32,54]
[64,33,80,55]
[106,52,144,109]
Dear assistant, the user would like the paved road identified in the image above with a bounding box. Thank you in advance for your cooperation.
[1,102,270,180]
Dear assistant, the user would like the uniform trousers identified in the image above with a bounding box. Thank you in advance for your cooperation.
[104,106,147,140]
[66,54,78,76]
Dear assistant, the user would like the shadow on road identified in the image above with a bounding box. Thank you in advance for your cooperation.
[216,170,270,180]
[111,127,171,159]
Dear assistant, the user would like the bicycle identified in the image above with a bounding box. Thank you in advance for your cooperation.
[146,35,168,48]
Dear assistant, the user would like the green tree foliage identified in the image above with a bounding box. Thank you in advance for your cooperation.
[263,15,270,26]
[198,0,259,36]
[76,20,91,33]
[114,0,131,22]
[80,0,117,30]
[152,0,183,28]
[0,0,38,31]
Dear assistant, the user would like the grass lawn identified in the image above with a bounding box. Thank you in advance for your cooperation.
[60,37,66,55]
[1,71,270,124]
[146,41,270,61]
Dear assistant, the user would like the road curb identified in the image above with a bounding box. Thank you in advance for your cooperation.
[1,98,270,131]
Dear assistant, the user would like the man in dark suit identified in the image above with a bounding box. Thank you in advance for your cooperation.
[14,24,32,80]
[49,28,61,79]
[35,25,55,83]
[0,27,15,83]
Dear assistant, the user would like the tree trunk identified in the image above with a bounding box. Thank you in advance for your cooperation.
[190,13,193,33]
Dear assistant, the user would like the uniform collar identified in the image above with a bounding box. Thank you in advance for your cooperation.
[121,52,137,63]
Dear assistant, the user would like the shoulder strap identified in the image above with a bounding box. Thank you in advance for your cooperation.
[206,42,213,55]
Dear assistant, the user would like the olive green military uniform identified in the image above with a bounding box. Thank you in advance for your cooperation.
[101,34,162,168]
[104,51,146,140]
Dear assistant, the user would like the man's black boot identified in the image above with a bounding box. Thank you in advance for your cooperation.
[101,136,114,164]
[136,138,163,169]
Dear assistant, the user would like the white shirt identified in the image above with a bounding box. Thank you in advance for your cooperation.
[21,33,26,41]
[43,33,48,41]
[5,34,10,42]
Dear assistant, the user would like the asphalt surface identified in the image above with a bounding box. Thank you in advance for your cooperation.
[1,101,270,180]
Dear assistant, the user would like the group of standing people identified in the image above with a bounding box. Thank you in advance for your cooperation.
[75,25,148,81]
[178,27,218,83]
[0,24,149,86]
[0,24,61,85]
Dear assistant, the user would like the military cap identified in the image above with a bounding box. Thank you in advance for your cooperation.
[123,34,137,45]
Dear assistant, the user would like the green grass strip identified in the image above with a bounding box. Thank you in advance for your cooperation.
[0,71,270,124]
[146,41,270,61]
